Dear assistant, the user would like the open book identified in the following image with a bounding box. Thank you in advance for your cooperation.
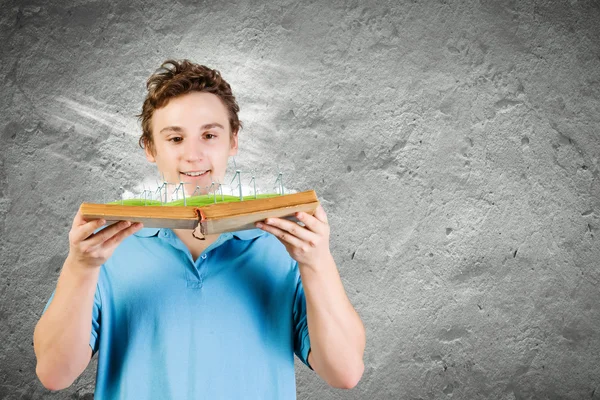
[80,190,320,237]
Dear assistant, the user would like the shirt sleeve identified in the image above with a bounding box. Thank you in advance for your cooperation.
[292,267,313,370]
[42,284,102,357]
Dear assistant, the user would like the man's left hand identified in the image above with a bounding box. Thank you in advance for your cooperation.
[255,205,331,271]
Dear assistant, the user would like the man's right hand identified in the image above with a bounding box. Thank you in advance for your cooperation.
[34,207,143,391]
[67,207,143,270]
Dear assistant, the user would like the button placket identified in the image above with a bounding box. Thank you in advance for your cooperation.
[160,229,204,288]
[188,253,203,289]
[193,253,207,273]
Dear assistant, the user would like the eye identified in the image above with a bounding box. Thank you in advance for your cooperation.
[205,133,216,140]
[169,137,183,143]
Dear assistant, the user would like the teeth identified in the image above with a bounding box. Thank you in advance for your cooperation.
[182,170,208,177]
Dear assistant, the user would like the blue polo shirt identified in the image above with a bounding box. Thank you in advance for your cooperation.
[43,227,312,399]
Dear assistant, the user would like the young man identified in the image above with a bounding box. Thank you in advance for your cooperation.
[33,60,365,399]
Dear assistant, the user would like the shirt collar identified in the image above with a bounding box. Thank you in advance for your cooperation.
[134,227,265,240]
[231,228,266,240]
[133,227,160,237]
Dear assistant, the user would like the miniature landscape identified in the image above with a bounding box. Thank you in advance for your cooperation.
[106,193,281,207]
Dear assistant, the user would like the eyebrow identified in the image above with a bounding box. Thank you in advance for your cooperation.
[159,123,225,135]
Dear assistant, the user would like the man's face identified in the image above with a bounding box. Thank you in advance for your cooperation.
[145,91,238,197]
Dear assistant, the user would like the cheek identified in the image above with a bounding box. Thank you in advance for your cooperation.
[158,145,181,160]
[208,147,231,176]
[152,147,180,169]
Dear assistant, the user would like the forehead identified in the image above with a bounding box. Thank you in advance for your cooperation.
[151,91,230,133]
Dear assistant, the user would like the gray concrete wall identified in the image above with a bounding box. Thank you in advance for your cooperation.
[1,0,599,399]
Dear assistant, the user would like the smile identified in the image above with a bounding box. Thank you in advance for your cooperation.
[181,170,210,177]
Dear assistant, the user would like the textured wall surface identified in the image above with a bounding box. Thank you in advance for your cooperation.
[1,0,599,399]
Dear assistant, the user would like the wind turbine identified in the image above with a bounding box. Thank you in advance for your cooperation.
[141,185,153,206]
[229,157,243,201]
[201,181,215,203]
[155,174,174,205]
[202,172,225,204]
[191,185,203,197]
[172,181,192,205]
[155,182,165,205]
[212,175,224,202]
[248,170,257,199]
[273,167,284,196]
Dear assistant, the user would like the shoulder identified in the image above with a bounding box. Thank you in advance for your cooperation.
[103,227,163,269]
[231,229,298,271]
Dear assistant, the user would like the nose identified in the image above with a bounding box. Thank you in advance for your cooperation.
[182,138,205,162]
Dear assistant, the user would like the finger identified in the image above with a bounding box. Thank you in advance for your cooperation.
[71,218,107,243]
[72,207,91,229]
[257,222,306,249]
[314,205,328,224]
[103,222,143,250]
[296,212,327,235]
[262,217,317,243]
[84,220,132,248]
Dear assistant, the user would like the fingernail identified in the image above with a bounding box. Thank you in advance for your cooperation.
[256,222,263,228]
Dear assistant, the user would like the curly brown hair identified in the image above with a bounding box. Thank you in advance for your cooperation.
[137,59,241,155]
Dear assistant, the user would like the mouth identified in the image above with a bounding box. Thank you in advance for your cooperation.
[180,170,211,178]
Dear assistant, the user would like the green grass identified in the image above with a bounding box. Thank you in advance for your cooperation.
[106,193,282,207]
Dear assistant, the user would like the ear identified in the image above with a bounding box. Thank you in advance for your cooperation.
[228,131,239,156]
[144,144,156,163]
